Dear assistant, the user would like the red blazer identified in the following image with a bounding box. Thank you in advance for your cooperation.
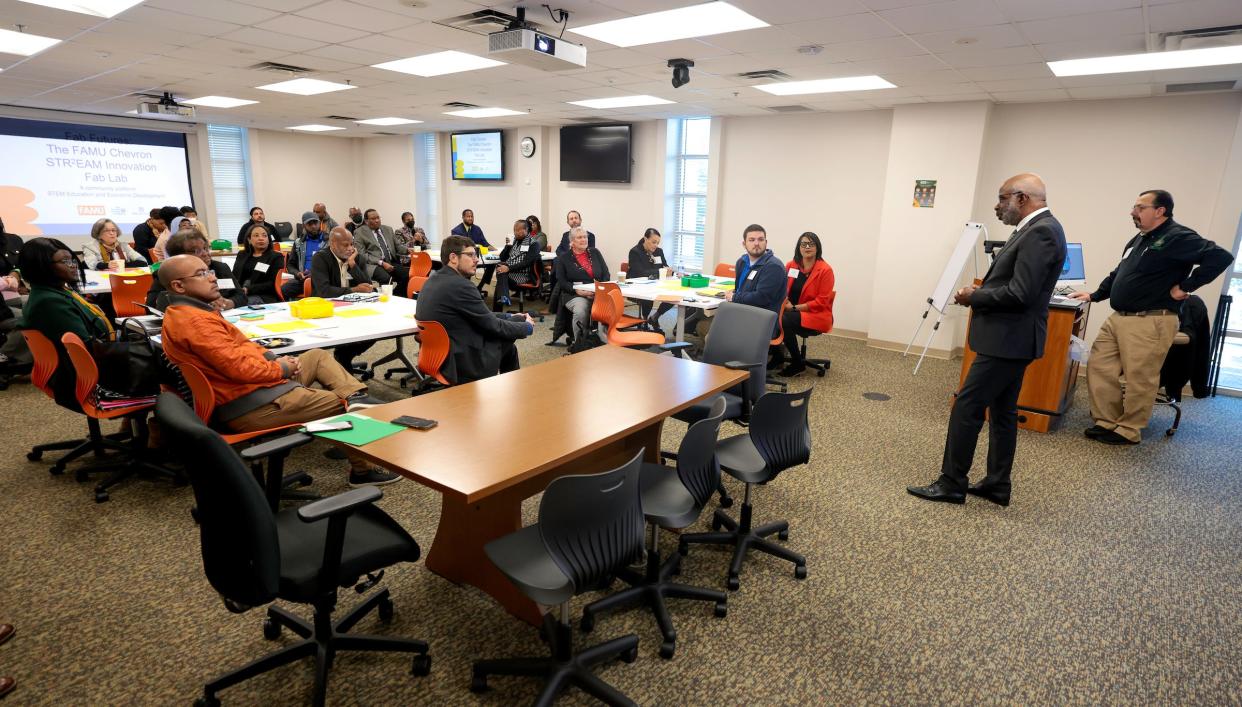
[785,259,834,333]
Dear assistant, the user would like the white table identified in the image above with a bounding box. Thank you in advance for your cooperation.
[574,276,732,341]
[82,268,149,295]
[428,251,555,263]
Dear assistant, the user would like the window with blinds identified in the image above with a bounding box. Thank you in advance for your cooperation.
[665,117,710,271]
[416,133,440,243]
[206,125,253,241]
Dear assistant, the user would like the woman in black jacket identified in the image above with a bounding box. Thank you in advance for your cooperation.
[236,206,281,245]
[553,227,609,350]
[626,227,674,327]
[233,224,285,304]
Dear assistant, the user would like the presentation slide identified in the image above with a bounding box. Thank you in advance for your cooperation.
[450,131,504,181]
[0,117,193,237]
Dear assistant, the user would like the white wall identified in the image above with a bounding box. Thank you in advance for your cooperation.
[713,111,893,336]
[248,128,362,228]
[358,135,416,225]
[970,93,1242,344]
[441,130,522,244]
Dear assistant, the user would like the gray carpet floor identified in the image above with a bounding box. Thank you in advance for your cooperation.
[1,321,1240,706]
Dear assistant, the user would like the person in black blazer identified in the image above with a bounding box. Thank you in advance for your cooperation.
[233,224,285,304]
[310,228,375,368]
[553,226,610,350]
[626,228,673,325]
[492,219,544,311]
[909,173,1067,507]
[416,235,534,384]
[236,206,281,245]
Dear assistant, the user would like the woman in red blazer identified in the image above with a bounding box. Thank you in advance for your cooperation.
[774,231,835,376]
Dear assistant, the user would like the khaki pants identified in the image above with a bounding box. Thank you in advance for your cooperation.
[1087,312,1179,442]
[226,348,369,471]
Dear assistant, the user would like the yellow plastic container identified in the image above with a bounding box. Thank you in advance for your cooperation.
[289,297,334,319]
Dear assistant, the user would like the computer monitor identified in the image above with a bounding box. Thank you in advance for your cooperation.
[1058,242,1086,286]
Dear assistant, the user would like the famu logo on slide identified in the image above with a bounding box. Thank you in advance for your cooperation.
[77,205,105,216]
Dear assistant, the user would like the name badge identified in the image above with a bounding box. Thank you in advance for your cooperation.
[746,270,757,281]
[254,262,270,273]
[653,256,663,265]
[1123,247,1134,259]
[520,245,529,252]
[788,267,799,279]
[217,278,236,289]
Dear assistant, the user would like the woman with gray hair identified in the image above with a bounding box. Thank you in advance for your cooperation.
[81,218,147,270]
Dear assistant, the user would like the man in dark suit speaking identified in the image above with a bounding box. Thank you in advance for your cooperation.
[908,173,1067,506]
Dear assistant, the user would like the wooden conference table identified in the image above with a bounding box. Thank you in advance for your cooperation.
[346,346,749,625]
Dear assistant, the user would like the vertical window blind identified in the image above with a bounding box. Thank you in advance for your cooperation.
[666,117,711,271]
[206,125,253,241]
[416,133,441,242]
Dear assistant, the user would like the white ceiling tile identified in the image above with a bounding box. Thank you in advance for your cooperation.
[700,27,813,53]
[1017,8,1145,44]
[1066,84,1153,99]
[917,82,989,95]
[924,92,991,101]
[378,21,480,49]
[845,54,953,74]
[820,36,928,61]
[145,0,281,25]
[293,0,423,33]
[909,23,1028,53]
[956,62,1054,81]
[727,0,870,24]
[938,45,1044,68]
[883,68,975,84]
[352,0,495,20]
[863,0,952,10]
[305,43,400,67]
[990,88,1072,101]
[1,2,107,32]
[785,12,902,45]
[587,48,656,69]
[1146,0,1242,33]
[879,0,1008,34]
[626,39,735,61]
[974,77,1063,91]
[254,14,371,44]
[219,26,324,53]
[992,0,1140,23]
[270,53,361,73]
[231,0,321,10]
[1034,34,1147,62]
[100,5,242,36]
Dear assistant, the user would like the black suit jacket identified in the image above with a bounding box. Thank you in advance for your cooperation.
[497,236,543,281]
[626,242,667,279]
[415,269,532,384]
[552,248,610,298]
[967,210,1067,360]
[310,248,371,298]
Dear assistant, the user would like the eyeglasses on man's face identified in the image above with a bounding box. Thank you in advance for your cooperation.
[176,269,214,281]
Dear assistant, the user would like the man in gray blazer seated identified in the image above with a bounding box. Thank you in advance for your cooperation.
[908,173,1067,507]
[352,208,407,293]
[416,235,535,385]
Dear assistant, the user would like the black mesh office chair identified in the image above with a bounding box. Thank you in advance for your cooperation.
[797,331,831,377]
[679,389,813,591]
[273,221,293,241]
[471,452,646,706]
[154,394,430,707]
[580,399,729,660]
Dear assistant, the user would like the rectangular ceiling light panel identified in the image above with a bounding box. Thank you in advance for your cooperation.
[257,78,356,95]
[568,1,768,47]
[17,0,143,18]
[372,50,506,77]
[568,95,675,109]
[1049,46,1242,77]
[754,76,896,95]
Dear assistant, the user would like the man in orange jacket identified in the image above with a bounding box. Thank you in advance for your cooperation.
[158,255,398,486]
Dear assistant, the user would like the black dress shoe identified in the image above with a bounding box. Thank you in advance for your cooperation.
[1094,429,1139,445]
[966,483,1010,507]
[1084,424,1109,439]
[906,481,965,504]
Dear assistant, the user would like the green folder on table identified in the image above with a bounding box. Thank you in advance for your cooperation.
[303,413,405,446]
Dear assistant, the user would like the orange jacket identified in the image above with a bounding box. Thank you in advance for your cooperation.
[161,299,287,409]
[785,259,835,333]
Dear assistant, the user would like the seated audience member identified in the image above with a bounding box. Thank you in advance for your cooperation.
[771,231,835,377]
[154,215,196,261]
[144,206,179,260]
[626,227,673,328]
[686,223,785,339]
[180,205,206,235]
[0,228,31,368]
[556,210,595,256]
[345,206,363,233]
[526,215,547,253]
[281,211,327,301]
[233,224,285,304]
[416,235,534,384]
[146,231,247,311]
[451,209,489,248]
[132,208,164,255]
[82,218,147,270]
[157,255,396,486]
[313,202,340,230]
[553,226,610,352]
[237,206,280,245]
[17,238,113,408]
[353,208,407,294]
[492,219,542,311]
[311,227,375,369]
[395,212,430,256]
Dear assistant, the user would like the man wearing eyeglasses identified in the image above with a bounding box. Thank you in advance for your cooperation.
[909,173,1066,507]
[1068,189,1233,446]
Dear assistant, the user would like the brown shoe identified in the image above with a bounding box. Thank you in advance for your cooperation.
[0,676,13,699]
[0,624,12,645]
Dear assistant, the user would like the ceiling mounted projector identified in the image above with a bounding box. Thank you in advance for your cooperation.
[488,27,586,71]
[137,92,195,119]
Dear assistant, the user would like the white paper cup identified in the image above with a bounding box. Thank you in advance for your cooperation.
[380,283,395,298]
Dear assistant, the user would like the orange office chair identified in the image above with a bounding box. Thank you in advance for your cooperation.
[408,251,432,279]
[302,277,314,299]
[274,268,288,301]
[60,332,180,502]
[513,260,543,320]
[21,329,132,476]
[406,275,428,298]
[178,361,315,509]
[592,282,645,330]
[714,262,736,278]
[110,272,153,318]
[400,320,453,394]
[601,288,664,349]
[767,300,790,392]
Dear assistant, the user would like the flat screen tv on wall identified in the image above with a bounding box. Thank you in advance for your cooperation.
[560,123,631,183]
[450,130,504,181]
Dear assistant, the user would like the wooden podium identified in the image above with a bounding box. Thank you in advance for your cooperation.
[958,300,1091,433]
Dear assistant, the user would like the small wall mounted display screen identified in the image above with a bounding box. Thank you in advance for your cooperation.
[450,130,504,181]
[560,123,631,183]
